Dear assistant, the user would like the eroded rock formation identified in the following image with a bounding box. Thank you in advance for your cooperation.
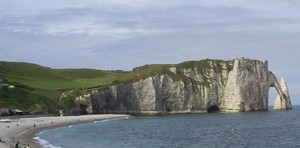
[81,58,292,114]
[273,77,292,110]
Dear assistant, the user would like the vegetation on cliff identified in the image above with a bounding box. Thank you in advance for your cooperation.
[114,59,233,86]
[0,61,126,114]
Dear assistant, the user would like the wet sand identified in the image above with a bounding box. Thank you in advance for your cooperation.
[0,114,130,148]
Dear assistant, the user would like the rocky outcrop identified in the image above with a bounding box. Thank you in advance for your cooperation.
[75,94,93,114]
[222,59,270,112]
[81,58,292,114]
[273,77,292,110]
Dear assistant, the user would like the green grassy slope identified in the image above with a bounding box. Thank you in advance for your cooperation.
[0,61,127,113]
[0,61,126,90]
[0,86,60,113]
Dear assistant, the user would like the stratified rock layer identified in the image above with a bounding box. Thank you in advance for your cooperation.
[81,58,291,114]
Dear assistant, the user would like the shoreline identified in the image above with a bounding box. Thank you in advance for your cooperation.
[0,114,131,148]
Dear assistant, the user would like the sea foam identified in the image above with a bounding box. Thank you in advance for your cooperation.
[34,136,62,148]
[94,119,110,123]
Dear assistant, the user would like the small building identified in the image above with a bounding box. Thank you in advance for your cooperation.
[8,85,15,89]
[9,109,23,116]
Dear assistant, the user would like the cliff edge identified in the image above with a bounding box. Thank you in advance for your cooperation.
[79,58,292,114]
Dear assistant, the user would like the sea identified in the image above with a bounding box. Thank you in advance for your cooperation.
[36,106,300,148]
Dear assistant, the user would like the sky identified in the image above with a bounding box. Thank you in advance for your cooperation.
[0,0,299,105]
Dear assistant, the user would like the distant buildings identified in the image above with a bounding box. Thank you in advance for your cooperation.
[8,85,15,89]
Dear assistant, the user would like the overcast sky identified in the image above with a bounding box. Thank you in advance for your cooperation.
[0,0,299,105]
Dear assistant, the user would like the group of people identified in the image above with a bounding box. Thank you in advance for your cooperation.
[15,141,30,148]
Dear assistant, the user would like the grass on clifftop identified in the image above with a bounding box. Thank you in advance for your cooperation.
[114,59,233,86]
[111,64,189,85]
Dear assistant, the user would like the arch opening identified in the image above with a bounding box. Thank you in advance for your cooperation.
[269,87,277,110]
[207,105,220,113]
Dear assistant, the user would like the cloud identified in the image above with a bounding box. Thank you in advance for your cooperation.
[0,0,172,38]
[2,20,172,38]
[40,21,173,37]
[80,0,155,8]
[2,0,300,38]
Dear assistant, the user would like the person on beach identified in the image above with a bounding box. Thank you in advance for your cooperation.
[33,124,36,128]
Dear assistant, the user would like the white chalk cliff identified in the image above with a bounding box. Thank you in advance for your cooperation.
[273,77,292,110]
[81,58,292,114]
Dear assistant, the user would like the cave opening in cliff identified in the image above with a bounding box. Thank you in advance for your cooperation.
[207,105,220,113]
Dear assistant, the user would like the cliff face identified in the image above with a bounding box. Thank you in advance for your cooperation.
[82,58,291,114]
[222,59,271,112]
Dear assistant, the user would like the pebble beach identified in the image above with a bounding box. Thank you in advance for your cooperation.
[0,114,130,148]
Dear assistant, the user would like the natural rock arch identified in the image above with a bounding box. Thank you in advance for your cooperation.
[269,73,292,110]
[84,58,292,114]
[221,58,292,112]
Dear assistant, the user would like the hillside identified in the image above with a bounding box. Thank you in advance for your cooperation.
[0,61,127,114]
[0,61,126,90]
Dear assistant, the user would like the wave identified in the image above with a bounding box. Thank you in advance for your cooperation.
[94,119,110,123]
[39,131,45,135]
[34,136,62,148]
[94,116,131,123]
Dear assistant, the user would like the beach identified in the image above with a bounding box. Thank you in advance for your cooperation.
[0,114,130,148]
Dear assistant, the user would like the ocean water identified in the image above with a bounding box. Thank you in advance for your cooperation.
[37,106,300,148]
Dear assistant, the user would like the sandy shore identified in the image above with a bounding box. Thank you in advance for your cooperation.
[0,114,130,148]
